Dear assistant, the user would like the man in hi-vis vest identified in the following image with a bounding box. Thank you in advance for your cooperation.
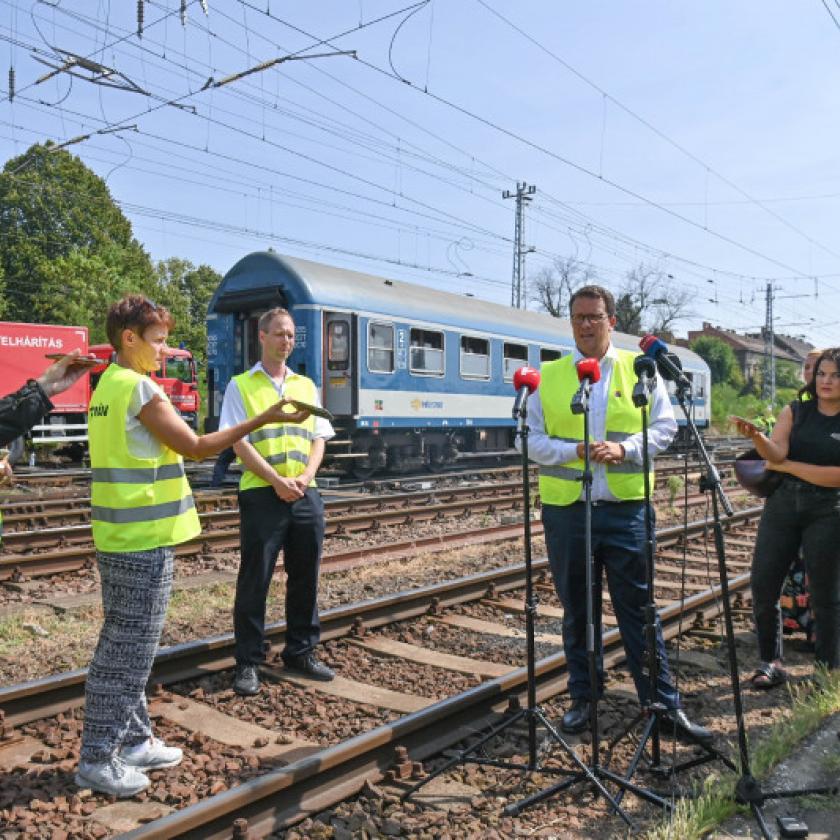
[520,285,713,743]
[220,307,335,696]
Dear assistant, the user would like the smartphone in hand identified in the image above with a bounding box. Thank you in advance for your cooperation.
[729,415,759,433]
[44,353,101,367]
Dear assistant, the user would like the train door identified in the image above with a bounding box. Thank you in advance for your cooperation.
[243,312,265,370]
[323,312,354,417]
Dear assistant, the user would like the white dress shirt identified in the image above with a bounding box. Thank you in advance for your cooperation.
[219,362,335,440]
[519,344,677,502]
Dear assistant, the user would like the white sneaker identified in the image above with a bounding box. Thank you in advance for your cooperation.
[75,757,150,797]
[120,736,183,770]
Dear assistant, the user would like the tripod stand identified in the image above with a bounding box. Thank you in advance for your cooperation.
[612,371,734,805]
[402,384,631,824]
[672,380,835,840]
[502,367,674,821]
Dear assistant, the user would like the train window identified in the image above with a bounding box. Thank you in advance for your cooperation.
[409,328,445,376]
[368,322,394,373]
[460,335,490,380]
[503,343,528,381]
[327,320,350,371]
[541,348,563,363]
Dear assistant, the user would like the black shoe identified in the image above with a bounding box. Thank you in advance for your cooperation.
[659,709,713,745]
[283,653,335,682]
[561,698,591,734]
[233,664,260,696]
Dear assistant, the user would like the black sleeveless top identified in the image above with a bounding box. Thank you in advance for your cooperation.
[788,399,840,467]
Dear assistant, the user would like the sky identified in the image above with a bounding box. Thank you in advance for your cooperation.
[2,1,840,348]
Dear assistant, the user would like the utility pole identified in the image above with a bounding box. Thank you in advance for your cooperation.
[503,182,536,309]
[762,282,775,405]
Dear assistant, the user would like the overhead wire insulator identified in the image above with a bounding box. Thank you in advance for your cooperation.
[8,67,14,102]
[200,0,209,15]
[180,0,187,25]
[137,0,144,38]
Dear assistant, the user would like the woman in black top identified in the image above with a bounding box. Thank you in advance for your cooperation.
[733,347,840,686]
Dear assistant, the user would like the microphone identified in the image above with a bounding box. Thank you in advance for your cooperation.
[571,357,601,415]
[639,334,691,389]
[632,354,657,408]
[512,366,541,420]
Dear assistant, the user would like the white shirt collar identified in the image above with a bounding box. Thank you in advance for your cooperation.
[572,342,617,364]
[246,361,298,380]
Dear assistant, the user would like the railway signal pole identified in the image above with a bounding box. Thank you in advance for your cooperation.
[761,282,775,405]
[503,182,536,309]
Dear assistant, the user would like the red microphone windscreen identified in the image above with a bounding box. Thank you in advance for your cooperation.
[576,357,601,383]
[639,334,657,353]
[513,366,541,393]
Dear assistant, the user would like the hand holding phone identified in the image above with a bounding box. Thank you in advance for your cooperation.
[729,415,760,436]
[44,353,100,366]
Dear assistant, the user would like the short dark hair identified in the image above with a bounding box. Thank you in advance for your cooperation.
[798,347,840,401]
[258,307,293,333]
[106,295,174,349]
[569,285,616,318]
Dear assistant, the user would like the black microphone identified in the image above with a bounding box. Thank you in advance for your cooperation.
[632,355,657,408]
[571,358,601,415]
[512,366,541,420]
[639,334,691,390]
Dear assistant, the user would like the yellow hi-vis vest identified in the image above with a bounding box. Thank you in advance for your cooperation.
[233,368,318,492]
[538,349,654,506]
[89,365,201,552]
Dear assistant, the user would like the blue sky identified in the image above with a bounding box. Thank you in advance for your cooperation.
[2,1,839,346]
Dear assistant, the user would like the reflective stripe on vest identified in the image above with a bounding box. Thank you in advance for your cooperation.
[538,349,653,506]
[89,364,201,552]
[233,369,318,491]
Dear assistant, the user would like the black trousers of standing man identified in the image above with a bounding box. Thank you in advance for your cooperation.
[233,485,325,666]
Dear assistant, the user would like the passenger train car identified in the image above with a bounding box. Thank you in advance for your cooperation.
[206,252,710,476]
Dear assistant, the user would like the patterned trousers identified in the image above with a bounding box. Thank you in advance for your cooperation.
[80,547,174,762]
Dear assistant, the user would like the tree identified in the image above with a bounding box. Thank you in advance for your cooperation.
[530,257,592,317]
[690,336,741,386]
[154,259,221,366]
[614,263,694,337]
[0,142,155,321]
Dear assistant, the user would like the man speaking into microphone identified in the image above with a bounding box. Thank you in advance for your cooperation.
[517,284,713,742]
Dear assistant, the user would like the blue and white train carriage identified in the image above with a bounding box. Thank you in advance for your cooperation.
[206,251,710,476]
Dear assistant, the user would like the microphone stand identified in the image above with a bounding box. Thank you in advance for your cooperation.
[402,390,621,818]
[611,378,733,807]
[505,377,671,822]
[671,379,835,839]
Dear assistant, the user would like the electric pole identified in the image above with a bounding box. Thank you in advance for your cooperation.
[762,282,775,405]
[503,182,536,309]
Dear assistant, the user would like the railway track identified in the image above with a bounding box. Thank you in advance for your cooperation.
[0,507,762,838]
[0,479,750,590]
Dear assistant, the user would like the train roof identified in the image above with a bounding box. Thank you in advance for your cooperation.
[213,251,708,369]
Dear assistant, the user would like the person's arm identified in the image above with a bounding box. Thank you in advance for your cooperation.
[232,436,305,501]
[767,459,840,487]
[733,405,791,463]
[0,380,53,447]
[138,395,309,461]
[293,438,326,491]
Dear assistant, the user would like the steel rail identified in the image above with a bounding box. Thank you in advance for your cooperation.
[0,506,762,729]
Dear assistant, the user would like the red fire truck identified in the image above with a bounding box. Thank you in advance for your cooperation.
[88,343,200,429]
[0,322,201,462]
[0,321,92,461]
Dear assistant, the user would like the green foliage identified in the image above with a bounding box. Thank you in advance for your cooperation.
[666,475,684,508]
[775,359,802,389]
[690,336,741,386]
[154,259,221,367]
[0,143,155,322]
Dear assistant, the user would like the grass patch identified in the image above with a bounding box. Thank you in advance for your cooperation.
[644,670,840,840]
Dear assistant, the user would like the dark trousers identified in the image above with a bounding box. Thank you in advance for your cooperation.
[752,479,840,669]
[234,486,325,666]
[542,500,680,709]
